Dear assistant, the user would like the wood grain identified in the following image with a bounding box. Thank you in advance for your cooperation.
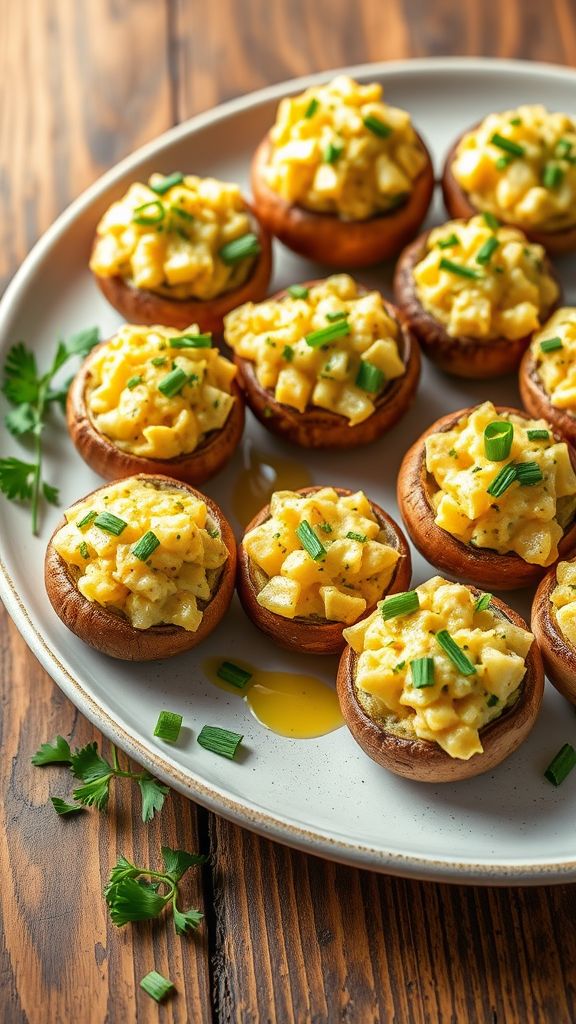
[2,1,576,1023]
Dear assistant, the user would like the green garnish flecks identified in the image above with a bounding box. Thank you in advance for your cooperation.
[219,232,261,264]
[490,133,525,157]
[380,590,420,621]
[484,421,514,461]
[132,531,160,561]
[149,172,184,195]
[140,971,175,1003]
[296,520,326,560]
[439,257,484,280]
[436,630,476,675]
[355,361,385,394]
[94,511,127,536]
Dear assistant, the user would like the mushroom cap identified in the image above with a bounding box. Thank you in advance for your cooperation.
[519,345,576,446]
[531,563,576,704]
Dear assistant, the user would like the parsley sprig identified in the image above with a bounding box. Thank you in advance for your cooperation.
[32,736,169,822]
[105,846,206,933]
[1,327,100,534]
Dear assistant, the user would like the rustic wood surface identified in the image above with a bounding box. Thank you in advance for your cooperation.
[2,2,576,1022]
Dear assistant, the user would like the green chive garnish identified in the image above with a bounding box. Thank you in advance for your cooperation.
[527,429,550,441]
[132,531,160,561]
[346,531,367,542]
[380,590,420,621]
[78,541,89,559]
[77,510,97,529]
[542,163,564,189]
[304,97,319,118]
[326,311,348,322]
[411,657,435,688]
[282,345,294,362]
[126,375,143,390]
[490,133,525,157]
[287,284,309,299]
[483,211,501,230]
[487,463,518,497]
[436,630,476,675]
[172,205,194,221]
[486,694,500,707]
[132,200,165,225]
[355,361,385,394]
[305,320,351,348]
[94,512,127,536]
[437,233,459,249]
[556,139,573,158]
[158,367,188,397]
[363,114,392,138]
[150,172,184,195]
[296,520,326,560]
[540,336,563,353]
[197,725,243,760]
[219,232,261,265]
[439,257,483,280]
[324,141,343,164]
[217,661,252,689]
[516,461,543,486]
[170,334,212,349]
[544,743,576,786]
[495,155,512,170]
[476,236,500,266]
[319,522,332,534]
[153,710,183,743]
[151,356,167,366]
[140,971,175,1003]
[474,592,492,613]
[484,421,514,461]
[509,117,522,127]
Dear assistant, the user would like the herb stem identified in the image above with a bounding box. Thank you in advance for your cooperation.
[31,380,48,536]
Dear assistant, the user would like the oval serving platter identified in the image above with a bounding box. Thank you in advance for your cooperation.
[2,57,576,884]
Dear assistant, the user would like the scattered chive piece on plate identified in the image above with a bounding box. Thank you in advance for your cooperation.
[132,200,165,225]
[484,421,514,461]
[516,461,543,486]
[483,211,501,229]
[304,97,319,118]
[94,511,127,536]
[150,172,184,194]
[324,140,343,164]
[287,284,309,299]
[476,236,500,266]
[158,366,188,397]
[217,661,253,690]
[282,345,294,362]
[77,510,97,529]
[296,520,326,561]
[78,541,89,559]
[326,311,348,322]
[219,232,261,264]
[126,375,143,390]
[363,114,392,138]
[355,361,385,394]
[140,971,175,1003]
[154,710,183,743]
[170,334,212,349]
[197,725,243,760]
[544,743,576,786]
[305,320,351,348]
[487,463,518,498]
[411,657,435,689]
[490,132,525,157]
[540,336,563,353]
[474,592,492,613]
[436,630,476,675]
[437,233,459,249]
[132,531,160,561]
[346,531,367,542]
[542,163,564,189]
[51,796,84,816]
[380,590,420,621]
[438,257,483,280]
[527,429,550,441]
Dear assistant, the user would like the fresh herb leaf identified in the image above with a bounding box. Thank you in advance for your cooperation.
[162,846,207,882]
[3,343,39,404]
[172,905,204,935]
[5,403,38,436]
[138,776,169,823]
[51,796,85,816]
[31,735,72,766]
[105,849,204,932]
[0,458,35,501]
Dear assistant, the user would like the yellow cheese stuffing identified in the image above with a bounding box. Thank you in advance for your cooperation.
[224,275,405,425]
[344,576,533,760]
[53,477,228,631]
[425,401,576,566]
[263,75,428,221]
[550,560,576,648]
[90,174,257,300]
[452,105,576,231]
[243,488,400,624]
[413,215,558,340]
[532,308,576,413]
[86,324,237,459]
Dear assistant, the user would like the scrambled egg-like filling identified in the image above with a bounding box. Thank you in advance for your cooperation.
[86,324,237,459]
[550,560,576,648]
[413,215,558,340]
[90,174,258,300]
[224,275,405,425]
[263,75,428,221]
[425,402,576,566]
[533,308,576,413]
[452,105,576,231]
[243,488,400,624]
[53,478,228,631]
[344,576,533,759]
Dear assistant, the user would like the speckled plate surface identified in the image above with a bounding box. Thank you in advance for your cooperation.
[1,58,576,884]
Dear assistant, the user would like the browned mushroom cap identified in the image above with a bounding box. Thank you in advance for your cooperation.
[337,592,544,782]
[237,486,412,655]
[250,132,435,268]
[44,474,237,661]
[394,230,561,379]
[91,203,273,334]
[66,341,245,486]
[232,283,420,449]
[397,405,576,590]
[532,563,576,704]
[519,345,576,446]
[442,128,576,254]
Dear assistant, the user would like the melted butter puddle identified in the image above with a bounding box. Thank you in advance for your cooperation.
[203,656,344,739]
[231,442,313,527]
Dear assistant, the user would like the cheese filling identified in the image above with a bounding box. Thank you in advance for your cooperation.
[242,488,400,624]
[413,215,558,341]
[224,275,405,425]
[425,401,576,566]
[451,105,576,231]
[343,576,533,760]
[550,560,576,648]
[90,174,258,300]
[263,75,428,221]
[85,324,237,459]
[53,478,229,631]
[532,308,576,414]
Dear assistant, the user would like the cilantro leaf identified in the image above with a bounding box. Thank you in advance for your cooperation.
[70,741,112,782]
[104,855,142,894]
[172,905,204,935]
[0,458,35,501]
[3,343,39,404]
[106,877,168,926]
[138,775,169,823]
[104,848,205,932]
[51,796,85,816]
[5,403,38,437]
[45,375,74,411]
[31,735,72,766]
[161,846,207,882]
[43,482,59,506]
[73,775,112,810]
[51,327,100,373]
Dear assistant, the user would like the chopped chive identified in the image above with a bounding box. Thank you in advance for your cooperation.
[217,661,253,689]
[296,520,326,560]
[476,236,500,266]
[76,510,98,529]
[126,375,143,390]
[197,725,243,759]
[132,530,160,561]
[346,531,367,542]
[484,421,514,461]
[474,592,492,613]
[490,133,525,157]
[170,333,212,349]
[486,694,500,707]
[287,284,309,299]
[355,361,385,394]
[151,356,167,366]
[94,511,127,536]
[437,233,459,249]
[483,211,501,230]
[556,138,573,158]
[542,163,564,189]
[436,629,476,675]
[140,970,175,1003]
[363,114,392,138]
[540,336,563,353]
[324,140,343,164]
[171,205,194,221]
[153,710,183,743]
[132,200,165,225]
[439,257,483,280]
[304,97,319,118]
[51,797,84,816]
[380,590,420,621]
[527,429,550,441]
[305,320,351,348]
[282,345,294,362]
[509,116,522,127]
[487,463,518,498]
[319,522,333,534]
[516,461,543,486]
[326,311,348,322]
[219,232,261,264]
[411,657,435,688]
[495,155,512,170]
[150,171,184,195]
[544,743,576,786]
[78,541,89,560]
[158,367,188,397]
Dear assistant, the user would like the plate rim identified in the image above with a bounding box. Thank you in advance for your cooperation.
[2,55,576,885]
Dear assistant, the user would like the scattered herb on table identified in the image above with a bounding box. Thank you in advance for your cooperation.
[140,970,176,1002]
[105,846,206,933]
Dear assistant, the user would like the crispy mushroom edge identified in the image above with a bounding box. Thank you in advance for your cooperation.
[531,563,576,704]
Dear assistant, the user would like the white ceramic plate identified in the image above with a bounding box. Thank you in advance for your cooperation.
[2,58,576,885]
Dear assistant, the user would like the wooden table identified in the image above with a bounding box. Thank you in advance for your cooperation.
[2,3,576,1021]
